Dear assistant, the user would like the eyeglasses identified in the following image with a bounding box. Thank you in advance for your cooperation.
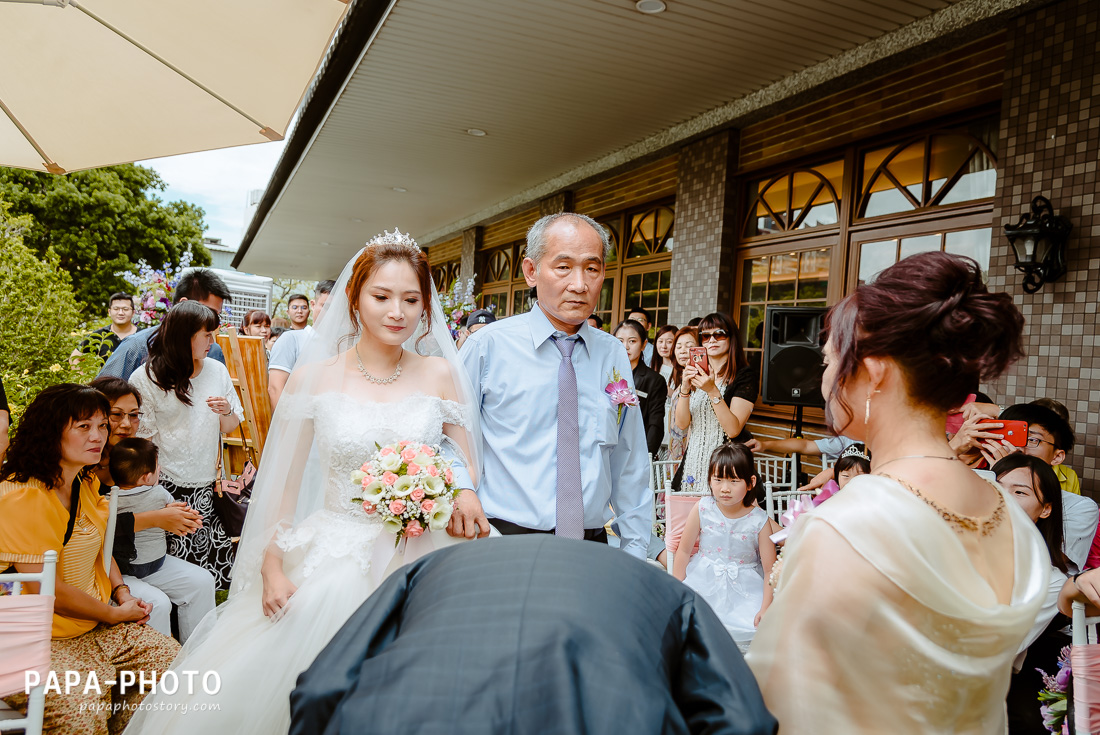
[699,330,729,342]
[288,304,309,311]
[1025,435,1055,449]
[108,411,143,423]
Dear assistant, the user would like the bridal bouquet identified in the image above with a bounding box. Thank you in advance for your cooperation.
[350,441,457,546]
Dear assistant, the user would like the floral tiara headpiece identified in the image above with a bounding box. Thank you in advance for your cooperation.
[840,444,869,461]
[367,228,421,253]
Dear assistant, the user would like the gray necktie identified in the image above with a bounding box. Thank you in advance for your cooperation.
[552,333,584,539]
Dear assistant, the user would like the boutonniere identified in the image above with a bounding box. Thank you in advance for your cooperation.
[604,368,639,423]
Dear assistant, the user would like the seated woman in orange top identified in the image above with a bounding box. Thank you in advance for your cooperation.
[0,384,180,735]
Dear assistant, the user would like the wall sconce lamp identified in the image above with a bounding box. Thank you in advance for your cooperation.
[1003,195,1072,293]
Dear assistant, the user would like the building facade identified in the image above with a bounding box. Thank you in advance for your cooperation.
[425,0,1100,490]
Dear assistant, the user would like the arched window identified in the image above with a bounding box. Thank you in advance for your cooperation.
[626,205,675,258]
[743,161,842,238]
[858,128,997,218]
[431,261,460,292]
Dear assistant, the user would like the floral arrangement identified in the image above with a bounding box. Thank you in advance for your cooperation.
[1037,646,1072,734]
[115,247,194,328]
[437,277,481,340]
[604,368,639,423]
[350,440,457,546]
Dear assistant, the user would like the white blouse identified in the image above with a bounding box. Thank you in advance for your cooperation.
[130,358,244,486]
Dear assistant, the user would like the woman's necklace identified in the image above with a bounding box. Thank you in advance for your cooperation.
[355,349,402,385]
[880,473,1005,536]
[872,454,958,472]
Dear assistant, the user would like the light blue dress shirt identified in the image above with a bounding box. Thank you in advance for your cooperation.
[460,304,653,559]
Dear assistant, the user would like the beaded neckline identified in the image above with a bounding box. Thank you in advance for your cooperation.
[879,473,1006,536]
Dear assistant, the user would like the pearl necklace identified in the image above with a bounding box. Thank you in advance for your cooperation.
[355,350,402,384]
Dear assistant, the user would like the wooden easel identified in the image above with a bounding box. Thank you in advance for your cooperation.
[217,328,270,474]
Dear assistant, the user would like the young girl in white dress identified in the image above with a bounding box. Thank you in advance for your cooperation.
[673,443,776,652]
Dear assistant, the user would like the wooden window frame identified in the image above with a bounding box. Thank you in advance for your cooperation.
[730,107,1000,426]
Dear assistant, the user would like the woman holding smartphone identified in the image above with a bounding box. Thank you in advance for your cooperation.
[674,312,757,492]
[128,301,243,590]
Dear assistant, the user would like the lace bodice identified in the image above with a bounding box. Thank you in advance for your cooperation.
[273,392,473,578]
[697,496,767,567]
[307,392,472,515]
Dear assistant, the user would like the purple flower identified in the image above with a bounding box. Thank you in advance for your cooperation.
[1055,666,1071,690]
[686,475,695,486]
[604,379,638,408]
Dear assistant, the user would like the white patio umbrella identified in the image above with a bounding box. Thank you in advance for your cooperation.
[0,0,348,173]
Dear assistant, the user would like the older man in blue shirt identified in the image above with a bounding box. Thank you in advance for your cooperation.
[450,213,652,559]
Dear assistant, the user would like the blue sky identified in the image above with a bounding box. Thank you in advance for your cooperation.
[140,141,285,252]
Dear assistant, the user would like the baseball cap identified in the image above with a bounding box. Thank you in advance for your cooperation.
[466,309,497,329]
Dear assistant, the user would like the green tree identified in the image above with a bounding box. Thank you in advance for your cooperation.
[0,201,102,425]
[0,164,209,316]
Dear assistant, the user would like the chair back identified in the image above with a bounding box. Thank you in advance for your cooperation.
[755,455,796,493]
[0,549,57,735]
[662,487,707,574]
[764,483,808,524]
[1073,601,1100,735]
[103,485,118,574]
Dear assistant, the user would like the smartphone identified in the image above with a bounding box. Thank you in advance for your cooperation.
[990,420,1028,447]
[689,346,709,375]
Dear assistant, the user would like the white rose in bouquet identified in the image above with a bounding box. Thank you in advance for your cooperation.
[377,450,402,472]
[428,500,453,531]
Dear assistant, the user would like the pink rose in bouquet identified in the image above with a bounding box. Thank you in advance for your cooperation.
[350,440,460,546]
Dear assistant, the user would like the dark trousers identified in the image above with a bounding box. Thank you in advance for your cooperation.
[489,518,608,544]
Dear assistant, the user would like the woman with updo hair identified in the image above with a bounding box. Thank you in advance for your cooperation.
[746,252,1049,734]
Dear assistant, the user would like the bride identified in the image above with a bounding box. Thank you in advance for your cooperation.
[125,230,485,734]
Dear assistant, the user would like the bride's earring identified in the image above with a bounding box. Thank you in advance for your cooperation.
[354,308,362,326]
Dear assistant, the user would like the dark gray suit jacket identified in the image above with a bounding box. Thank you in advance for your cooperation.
[290,536,777,735]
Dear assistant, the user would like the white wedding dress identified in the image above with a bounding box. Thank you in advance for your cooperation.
[125,392,475,734]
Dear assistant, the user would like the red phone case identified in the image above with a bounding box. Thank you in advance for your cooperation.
[690,347,709,374]
[992,420,1029,447]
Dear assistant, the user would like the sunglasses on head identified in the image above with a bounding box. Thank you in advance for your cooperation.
[699,329,729,342]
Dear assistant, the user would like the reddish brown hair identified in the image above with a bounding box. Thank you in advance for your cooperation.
[823,251,1024,434]
[668,326,699,389]
[345,242,433,347]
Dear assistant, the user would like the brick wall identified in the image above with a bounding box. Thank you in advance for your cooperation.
[668,131,739,326]
[739,33,1005,171]
[986,0,1100,494]
[572,155,679,219]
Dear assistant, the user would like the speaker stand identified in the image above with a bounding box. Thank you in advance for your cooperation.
[792,405,804,488]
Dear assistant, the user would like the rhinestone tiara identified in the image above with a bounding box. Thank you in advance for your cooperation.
[839,444,869,461]
[367,228,421,253]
